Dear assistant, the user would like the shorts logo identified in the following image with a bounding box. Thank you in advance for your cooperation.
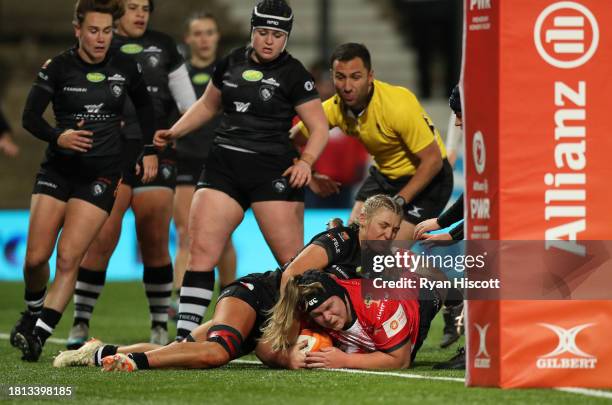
[259,85,275,101]
[120,43,144,54]
[242,70,264,82]
[160,164,174,180]
[192,73,211,85]
[91,181,108,197]
[36,180,58,189]
[86,72,106,83]
[272,178,287,194]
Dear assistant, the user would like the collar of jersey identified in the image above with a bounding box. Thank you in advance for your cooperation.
[71,46,111,70]
[245,46,289,68]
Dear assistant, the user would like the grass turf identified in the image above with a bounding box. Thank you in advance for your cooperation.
[0,282,608,404]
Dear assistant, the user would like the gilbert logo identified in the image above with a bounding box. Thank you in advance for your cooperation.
[534,1,599,69]
[474,323,490,368]
[536,323,597,369]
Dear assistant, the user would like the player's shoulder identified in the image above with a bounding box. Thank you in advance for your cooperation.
[144,30,177,48]
[373,80,422,124]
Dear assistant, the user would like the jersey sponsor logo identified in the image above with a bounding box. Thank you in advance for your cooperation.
[144,45,163,53]
[147,86,160,93]
[304,80,315,91]
[192,73,211,85]
[259,85,275,102]
[382,305,407,338]
[234,101,251,113]
[63,87,87,93]
[325,233,341,254]
[262,77,280,87]
[147,55,160,68]
[536,323,597,369]
[84,103,104,114]
[108,73,126,82]
[120,43,144,54]
[86,72,106,83]
[534,2,599,69]
[242,69,264,82]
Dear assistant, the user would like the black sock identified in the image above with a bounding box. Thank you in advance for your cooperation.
[73,267,107,326]
[94,345,118,366]
[25,288,46,315]
[128,352,150,370]
[444,288,464,307]
[143,264,173,330]
[34,307,62,345]
[176,270,214,340]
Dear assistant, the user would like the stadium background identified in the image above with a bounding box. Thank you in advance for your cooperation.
[0,0,464,281]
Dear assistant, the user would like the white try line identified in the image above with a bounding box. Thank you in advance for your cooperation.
[2,333,611,400]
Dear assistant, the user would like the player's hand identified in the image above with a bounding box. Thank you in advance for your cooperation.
[136,154,158,184]
[305,346,347,369]
[282,158,311,188]
[413,218,441,240]
[153,129,174,148]
[57,120,93,152]
[0,133,19,157]
[286,340,308,369]
[309,173,341,197]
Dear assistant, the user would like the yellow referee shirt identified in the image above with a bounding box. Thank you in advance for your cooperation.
[297,80,446,180]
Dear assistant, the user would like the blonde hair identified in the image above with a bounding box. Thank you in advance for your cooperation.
[261,277,325,351]
[360,194,402,224]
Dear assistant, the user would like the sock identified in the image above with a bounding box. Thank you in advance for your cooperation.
[33,307,62,345]
[94,345,118,366]
[143,264,173,330]
[73,267,107,326]
[25,288,46,315]
[128,352,150,370]
[176,270,214,340]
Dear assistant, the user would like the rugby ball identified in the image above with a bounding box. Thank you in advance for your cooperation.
[298,329,333,353]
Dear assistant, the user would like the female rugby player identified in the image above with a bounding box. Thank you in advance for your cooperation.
[53,195,403,371]
[154,0,329,341]
[10,0,156,362]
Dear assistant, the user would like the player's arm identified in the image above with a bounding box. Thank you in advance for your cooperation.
[395,140,443,203]
[306,343,411,369]
[255,321,308,369]
[281,244,330,289]
[294,99,328,166]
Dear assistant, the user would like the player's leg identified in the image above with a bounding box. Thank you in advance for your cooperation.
[252,201,304,265]
[67,183,132,348]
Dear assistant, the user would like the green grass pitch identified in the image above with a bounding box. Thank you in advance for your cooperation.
[0,282,609,404]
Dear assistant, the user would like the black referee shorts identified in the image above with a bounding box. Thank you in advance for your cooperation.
[356,159,453,224]
[196,145,304,211]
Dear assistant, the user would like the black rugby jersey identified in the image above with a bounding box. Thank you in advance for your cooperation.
[211,46,319,155]
[22,47,154,160]
[308,224,362,276]
[0,107,10,136]
[175,61,222,159]
[112,30,184,139]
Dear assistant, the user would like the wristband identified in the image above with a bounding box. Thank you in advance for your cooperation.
[143,144,157,156]
[393,195,406,208]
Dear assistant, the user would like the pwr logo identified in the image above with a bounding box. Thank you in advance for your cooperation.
[534,1,599,69]
[536,323,597,369]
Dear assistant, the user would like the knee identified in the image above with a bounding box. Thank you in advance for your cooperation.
[56,249,82,274]
[24,250,51,271]
[195,345,229,368]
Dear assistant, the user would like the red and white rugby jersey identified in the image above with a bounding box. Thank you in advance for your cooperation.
[326,278,420,354]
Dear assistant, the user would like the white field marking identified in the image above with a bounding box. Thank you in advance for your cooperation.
[2,334,611,399]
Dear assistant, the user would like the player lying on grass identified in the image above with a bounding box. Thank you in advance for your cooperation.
[261,268,440,369]
[54,194,405,371]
